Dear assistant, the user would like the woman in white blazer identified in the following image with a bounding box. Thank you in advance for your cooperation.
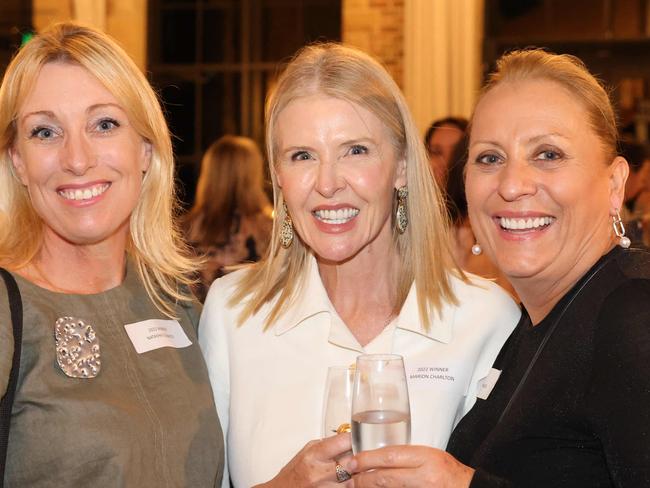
[199,42,520,488]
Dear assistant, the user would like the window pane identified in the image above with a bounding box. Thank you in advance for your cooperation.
[158,79,196,156]
[161,8,196,63]
[203,6,241,63]
[202,71,242,148]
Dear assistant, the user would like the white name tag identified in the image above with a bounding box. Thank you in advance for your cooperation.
[476,368,501,400]
[406,362,457,390]
[124,319,192,354]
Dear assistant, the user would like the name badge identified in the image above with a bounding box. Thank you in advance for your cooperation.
[124,319,191,354]
[476,368,501,400]
[405,361,458,391]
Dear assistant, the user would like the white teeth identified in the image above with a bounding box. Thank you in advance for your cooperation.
[313,207,359,224]
[499,216,554,230]
[58,183,109,201]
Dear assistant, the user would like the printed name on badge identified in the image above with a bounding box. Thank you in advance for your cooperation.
[124,319,192,354]
[405,361,457,391]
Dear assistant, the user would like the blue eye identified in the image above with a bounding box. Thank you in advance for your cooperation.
[537,150,561,161]
[96,118,119,132]
[290,150,312,161]
[476,153,501,165]
[30,126,57,140]
[348,144,368,155]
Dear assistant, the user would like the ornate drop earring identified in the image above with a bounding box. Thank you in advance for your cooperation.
[612,210,631,249]
[280,202,294,248]
[396,186,408,234]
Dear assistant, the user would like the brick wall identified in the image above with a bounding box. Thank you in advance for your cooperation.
[342,0,404,87]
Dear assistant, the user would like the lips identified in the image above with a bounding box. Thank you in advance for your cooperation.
[313,207,359,225]
[57,183,110,201]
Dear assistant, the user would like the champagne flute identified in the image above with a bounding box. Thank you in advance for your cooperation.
[351,354,411,454]
[321,366,355,437]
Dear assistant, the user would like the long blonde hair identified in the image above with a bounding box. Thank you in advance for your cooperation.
[230,42,459,329]
[0,22,196,316]
[184,135,271,246]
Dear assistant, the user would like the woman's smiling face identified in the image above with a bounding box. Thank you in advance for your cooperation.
[10,62,151,248]
[274,94,406,264]
[465,79,626,287]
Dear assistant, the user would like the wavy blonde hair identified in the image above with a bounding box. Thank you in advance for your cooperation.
[0,22,196,316]
[230,42,459,329]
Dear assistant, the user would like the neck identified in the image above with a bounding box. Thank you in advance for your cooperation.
[512,239,617,325]
[318,235,400,346]
[18,227,129,294]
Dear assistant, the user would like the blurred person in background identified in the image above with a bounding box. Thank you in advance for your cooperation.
[183,135,273,301]
[620,139,650,245]
[0,23,223,486]
[424,116,467,185]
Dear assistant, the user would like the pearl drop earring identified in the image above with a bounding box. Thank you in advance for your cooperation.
[612,211,631,249]
[471,243,482,256]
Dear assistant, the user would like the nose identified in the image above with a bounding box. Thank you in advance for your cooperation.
[315,160,345,197]
[497,157,537,202]
[62,131,96,176]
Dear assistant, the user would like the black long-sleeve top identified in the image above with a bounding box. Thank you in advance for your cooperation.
[447,247,650,487]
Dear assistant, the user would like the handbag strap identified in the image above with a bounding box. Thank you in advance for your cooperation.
[0,269,23,486]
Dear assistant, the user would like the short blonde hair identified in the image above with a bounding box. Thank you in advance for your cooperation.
[0,22,196,315]
[184,135,271,246]
[478,48,618,160]
[230,42,458,328]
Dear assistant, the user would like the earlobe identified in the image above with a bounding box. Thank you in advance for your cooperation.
[394,158,407,190]
[609,156,629,214]
[141,141,152,173]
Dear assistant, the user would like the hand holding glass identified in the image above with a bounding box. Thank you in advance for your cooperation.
[351,354,411,454]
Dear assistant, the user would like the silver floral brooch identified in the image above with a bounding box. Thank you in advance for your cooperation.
[54,316,101,378]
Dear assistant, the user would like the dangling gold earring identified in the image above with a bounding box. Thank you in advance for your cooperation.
[280,202,294,248]
[396,186,408,234]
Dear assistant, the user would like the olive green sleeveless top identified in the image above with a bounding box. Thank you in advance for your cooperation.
[0,263,224,487]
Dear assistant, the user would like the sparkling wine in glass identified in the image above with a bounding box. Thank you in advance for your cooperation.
[351,354,411,454]
[322,366,355,437]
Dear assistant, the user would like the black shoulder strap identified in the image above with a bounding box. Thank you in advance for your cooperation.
[0,269,22,487]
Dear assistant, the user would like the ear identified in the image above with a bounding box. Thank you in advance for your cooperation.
[8,146,28,186]
[394,158,407,189]
[140,141,152,173]
[608,155,629,215]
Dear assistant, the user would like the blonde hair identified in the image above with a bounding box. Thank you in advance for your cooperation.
[0,22,196,316]
[184,135,271,246]
[230,42,459,329]
[478,48,618,160]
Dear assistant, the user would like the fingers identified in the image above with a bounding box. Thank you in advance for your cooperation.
[347,445,434,472]
[353,467,422,488]
[316,432,353,460]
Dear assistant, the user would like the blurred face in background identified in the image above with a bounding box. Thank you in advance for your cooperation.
[427,123,464,184]
[274,94,406,264]
[465,79,626,290]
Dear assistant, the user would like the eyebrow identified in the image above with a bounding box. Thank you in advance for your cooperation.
[20,102,125,122]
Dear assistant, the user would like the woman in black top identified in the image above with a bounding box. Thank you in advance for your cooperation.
[344,49,650,487]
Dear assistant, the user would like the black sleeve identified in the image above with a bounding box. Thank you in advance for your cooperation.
[586,279,650,486]
[469,468,514,488]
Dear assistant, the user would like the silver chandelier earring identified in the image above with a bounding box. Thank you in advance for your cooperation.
[471,242,482,256]
[280,202,294,248]
[612,210,631,248]
[396,186,408,234]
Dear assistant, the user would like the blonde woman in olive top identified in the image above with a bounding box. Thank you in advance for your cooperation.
[0,24,223,486]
